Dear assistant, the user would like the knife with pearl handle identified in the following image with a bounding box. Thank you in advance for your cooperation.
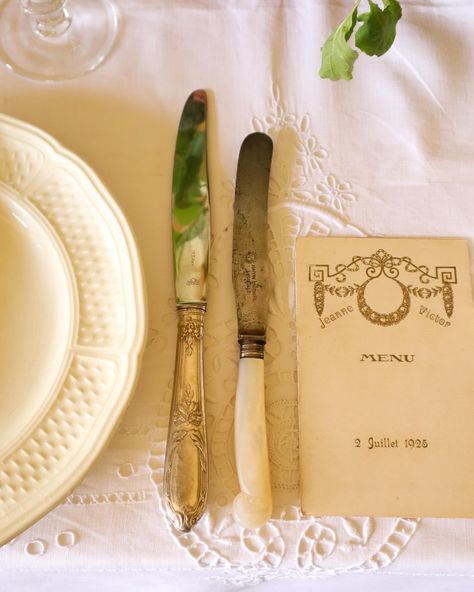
[163,90,210,532]
[232,132,273,529]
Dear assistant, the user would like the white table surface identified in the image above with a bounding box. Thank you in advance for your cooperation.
[0,0,474,590]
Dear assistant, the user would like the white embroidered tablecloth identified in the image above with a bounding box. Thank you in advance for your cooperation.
[0,1,473,590]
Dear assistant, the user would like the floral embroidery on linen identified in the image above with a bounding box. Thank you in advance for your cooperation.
[252,82,355,217]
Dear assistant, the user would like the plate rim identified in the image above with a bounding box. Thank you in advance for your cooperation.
[0,113,147,546]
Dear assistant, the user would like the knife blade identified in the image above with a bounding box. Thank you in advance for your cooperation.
[231,132,273,529]
[163,89,210,532]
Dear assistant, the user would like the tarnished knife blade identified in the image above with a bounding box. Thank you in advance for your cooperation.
[232,132,273,529]
[164,90,210,533]
[232,133,272,348]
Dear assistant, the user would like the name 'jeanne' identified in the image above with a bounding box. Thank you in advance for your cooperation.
[319,306,354,329]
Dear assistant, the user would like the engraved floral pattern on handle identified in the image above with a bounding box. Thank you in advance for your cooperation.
[163,306,208,532]
[179,320,202,357]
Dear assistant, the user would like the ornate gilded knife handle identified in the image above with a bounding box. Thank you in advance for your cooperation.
[163,305,208,531]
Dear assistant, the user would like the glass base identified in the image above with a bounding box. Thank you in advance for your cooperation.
[0,0,118,81]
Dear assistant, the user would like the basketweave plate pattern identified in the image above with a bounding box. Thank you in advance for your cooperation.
[0,114,146,547]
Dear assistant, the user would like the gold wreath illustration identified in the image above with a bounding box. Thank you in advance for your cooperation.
[357,277,410,326]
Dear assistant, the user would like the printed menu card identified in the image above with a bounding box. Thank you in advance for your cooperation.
[296,238,474,517]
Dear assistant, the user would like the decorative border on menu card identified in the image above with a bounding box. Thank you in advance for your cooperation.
[310,248,456,328]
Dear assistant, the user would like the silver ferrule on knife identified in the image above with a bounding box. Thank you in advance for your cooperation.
[238,335,266,359]
[163,90,210,532]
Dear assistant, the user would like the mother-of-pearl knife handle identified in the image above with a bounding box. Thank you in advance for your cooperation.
[232,350,272,529]
[163,305,208,532]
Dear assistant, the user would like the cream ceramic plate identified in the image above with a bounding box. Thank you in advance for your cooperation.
[0,114,146,546]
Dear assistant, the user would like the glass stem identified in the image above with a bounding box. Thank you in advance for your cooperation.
[20,0,71,38]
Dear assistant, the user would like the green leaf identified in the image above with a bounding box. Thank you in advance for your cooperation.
[355,0,402,57]
[319,1,361,81]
